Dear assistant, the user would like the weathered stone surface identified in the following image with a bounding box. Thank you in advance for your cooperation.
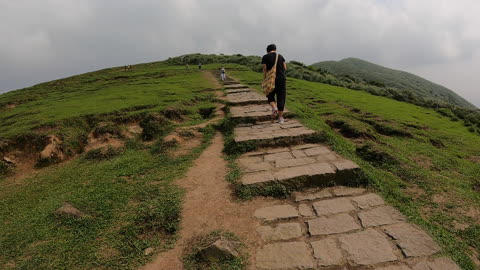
[315,154,338,162]
[338,229,398,265]
[2,157,15,165]
[373,264,411,270]
[351,193,385,209]
[294,189,333,202]
[358,206,405,227]
[234,120,316,143]
[274,165,313,181]
[56,202,86,218]
[241,171,275,185]
[411,257,461,270]
[332,186,366,196]
[264,151,293,162]
[310,238,344,266]
[308,213,360,236]
[384,223,440,257]
[312,197,356,216]
[225,88,251,94]
[226,91,267,105]
[333,160,360,171]
[240,162,272,173]
[291,149,307,158]
[304,146,331,156]
[254,205,299,221]
[238,156,263,165]
[230,104,290,120]
[256,242,315,269]
[257,223,303,241]
[292,144,324,150]
[224,84,246,89]
[298,204,314,217]
[275,157,316,168]
[309,162,336,175]
[144,247,154,256]
[266,147,290,154]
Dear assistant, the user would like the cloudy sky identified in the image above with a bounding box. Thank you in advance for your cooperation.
[1,0,479,107]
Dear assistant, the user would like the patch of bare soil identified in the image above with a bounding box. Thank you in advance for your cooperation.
[123,122,143,139]
[202,71,222,90]
[40,135,65,161]
[142,134,276,270]
[467,156,480,163]
[84,132,124,152]
[1,151,39,186]
[165,129,203,157]
[411,155,432,169]
[5,103,16,109]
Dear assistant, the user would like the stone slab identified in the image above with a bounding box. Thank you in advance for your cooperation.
[384,223,440,257]
[298,204,315,217]
[351,193,385,209]
[374,264,411,270]
[294,189,333,202]
[257,222,303,241]
[225,88,251,94]
[275,157,316,168]
[411,257,461,270]
[332,186,366,196]
[264,151,294,162]
[224,84,247,89]
[242,171,275,185]
[304,146,331,156]
[338,229,398,265]
[239,161,272,173]
[308,213,361,236]
[230,104,290,120]
[312,197,356,216]
[333,160,360,171]
[234,120,316,143]
[256,242,316,269]
[311,238,344,266]
[226,91,267,105]
[254,205,299,221]
[358,206,406,228]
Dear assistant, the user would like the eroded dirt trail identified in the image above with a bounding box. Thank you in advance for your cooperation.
[142,133,275,270]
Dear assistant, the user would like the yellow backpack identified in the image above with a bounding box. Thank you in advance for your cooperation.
[262,53,279,95]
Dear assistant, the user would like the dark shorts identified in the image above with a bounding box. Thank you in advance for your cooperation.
[266,81,286,111]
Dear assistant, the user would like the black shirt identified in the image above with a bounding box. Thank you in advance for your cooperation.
[262,52,286,83]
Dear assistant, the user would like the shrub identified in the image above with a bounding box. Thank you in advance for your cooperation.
[140,114,172,141]
[198,106,216,119]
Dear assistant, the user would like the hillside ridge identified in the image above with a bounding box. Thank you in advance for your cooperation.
[312,57,477,110]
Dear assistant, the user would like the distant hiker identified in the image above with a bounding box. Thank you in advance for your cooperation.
[220,66,226,81]
[198,63,202,70]
[186,64,190,69]
[262,44,287,124]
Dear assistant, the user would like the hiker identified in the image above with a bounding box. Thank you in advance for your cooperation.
[220,66,226,81]
[262,44,287,123]
[186,64,190,69]
[198,63,202,70]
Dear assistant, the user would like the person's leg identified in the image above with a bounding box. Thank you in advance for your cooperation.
[276,84,286,120]
[267,90,277,110]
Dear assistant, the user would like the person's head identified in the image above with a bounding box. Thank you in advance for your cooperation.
[266,44,277,53]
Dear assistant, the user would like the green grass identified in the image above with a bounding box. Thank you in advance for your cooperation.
[0,127,216,270]
[0,61,221,269]
[228,67,480,270]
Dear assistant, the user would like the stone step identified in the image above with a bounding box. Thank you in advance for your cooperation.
[230,104,291,122]
[224,84,247,89]
[225,88,253,94]
[226,91,267,106]
[237,144,359,188]
[234,120,316,146]
[223,80,239,85]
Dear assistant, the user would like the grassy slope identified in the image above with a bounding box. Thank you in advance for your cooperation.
[312,58,477,110]
[228,66,480,269]
[0,63,220,269]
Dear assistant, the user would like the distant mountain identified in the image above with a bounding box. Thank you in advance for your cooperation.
[311,58,477,109]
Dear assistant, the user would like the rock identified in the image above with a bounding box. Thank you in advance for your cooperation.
[374,264,411,270]
[332,186,366,196]
[2,157,15,165]
[56,202,86,218]
[298,204,314,217]
[411,257,461,270]
[39,135,65,161]
[351,193,385,209]
[199,238,239,262]
[384,223,440,257]
[312,197,356,216]
[256,223,302,241]
[254,205,299,221]
[307,213,361,236]
[338,228,398,265]
[144,247,154,256]
[256,242,315,269]
[358,206,405,227]
[294,189,332,202]
[310,238,344,266]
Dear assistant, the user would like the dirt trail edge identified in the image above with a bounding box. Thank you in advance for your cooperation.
[142,133,275,270]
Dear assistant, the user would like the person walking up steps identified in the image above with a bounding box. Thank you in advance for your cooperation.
[262,44,287,124]
[220,66,226,81]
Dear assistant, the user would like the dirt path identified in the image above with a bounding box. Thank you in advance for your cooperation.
[142,133,275,270]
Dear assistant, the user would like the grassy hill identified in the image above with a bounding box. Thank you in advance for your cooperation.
[312,57,477,110]
[0,54,479,269]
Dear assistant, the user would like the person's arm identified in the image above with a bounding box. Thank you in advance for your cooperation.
[262,64,267,79]
[283,62,287,70]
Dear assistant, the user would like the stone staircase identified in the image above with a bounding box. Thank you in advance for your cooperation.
[223,82,360,190]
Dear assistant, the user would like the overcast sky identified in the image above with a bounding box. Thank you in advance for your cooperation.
[1,0,479,107]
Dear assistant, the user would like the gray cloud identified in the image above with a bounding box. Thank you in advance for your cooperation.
[1,0,479,106]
